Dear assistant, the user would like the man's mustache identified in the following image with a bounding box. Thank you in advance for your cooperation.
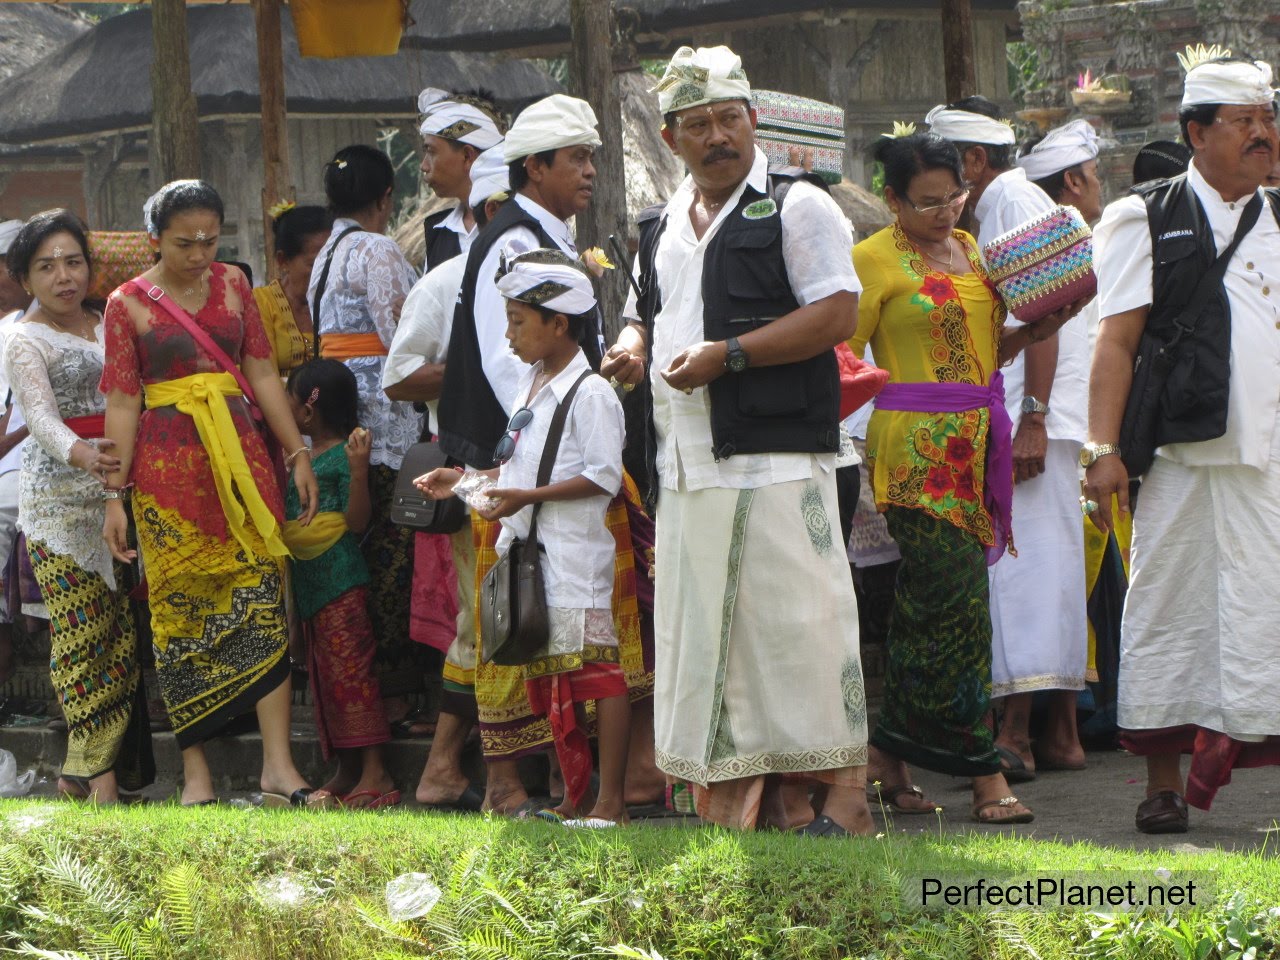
[1245,138,1274,152]
[703,146,740,163]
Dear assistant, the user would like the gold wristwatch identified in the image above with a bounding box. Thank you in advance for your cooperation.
[1079,442,1121,468]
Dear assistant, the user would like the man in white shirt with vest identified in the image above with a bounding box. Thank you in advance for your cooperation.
[1085,48,1280,833]
[607,46,871,836]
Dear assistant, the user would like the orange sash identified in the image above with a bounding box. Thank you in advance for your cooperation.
[319,332,388,360]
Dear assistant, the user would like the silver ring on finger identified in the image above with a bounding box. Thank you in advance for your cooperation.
[1079,496,1099,516]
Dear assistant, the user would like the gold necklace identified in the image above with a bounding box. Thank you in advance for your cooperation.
[921,237,956,272]
[43,307,92,340]
[159,270,208,303]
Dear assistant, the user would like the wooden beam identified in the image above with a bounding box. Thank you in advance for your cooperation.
[569,0,628,342]
[941,0,976,101]
[253,0,293,281]
[149,0,202,184]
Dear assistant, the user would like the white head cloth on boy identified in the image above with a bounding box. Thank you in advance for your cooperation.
[495,247,597,315]
[467,146,511,208]
[418,88,504,149]
[1017,119,1100,180]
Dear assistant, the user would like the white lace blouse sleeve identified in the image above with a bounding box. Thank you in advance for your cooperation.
[351,235,419,347]
[3,332,79,465]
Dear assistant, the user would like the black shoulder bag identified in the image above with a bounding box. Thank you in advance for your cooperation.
[1119,193,1262,476]
[480,370,593,666]
[309,224,362,361]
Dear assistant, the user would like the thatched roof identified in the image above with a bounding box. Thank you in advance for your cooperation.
[0,5,87,85]
[404,0,1019,55]
[0,5,559,146]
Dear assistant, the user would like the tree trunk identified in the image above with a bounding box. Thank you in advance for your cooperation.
[569,0,629,343]
[941,0,977,102]
[149,0,202,187]
[253,0,293,281]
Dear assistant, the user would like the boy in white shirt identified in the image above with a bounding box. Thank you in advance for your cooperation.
[418,248,629,827]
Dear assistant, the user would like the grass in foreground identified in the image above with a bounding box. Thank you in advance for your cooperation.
[1,800,1278,959]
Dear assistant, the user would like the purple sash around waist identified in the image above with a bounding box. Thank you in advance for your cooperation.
[874,371,1012,565]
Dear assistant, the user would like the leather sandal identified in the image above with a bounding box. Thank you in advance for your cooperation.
[972,796,1034,824]
[1135,790,1188,834]
[867,782,937,815]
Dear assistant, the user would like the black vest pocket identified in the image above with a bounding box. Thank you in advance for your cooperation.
[724,224,788,299]
[735,365,808,417]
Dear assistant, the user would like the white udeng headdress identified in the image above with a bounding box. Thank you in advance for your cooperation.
[0,219,23,256]
[502,95,601,163]
[652,45,752,115]
[1178,44,1277,107]
[417,88,504,150]
[467,146,510,208]
[1016,119,1100,180]
[925,104,1016,146]
[495,246,597,316]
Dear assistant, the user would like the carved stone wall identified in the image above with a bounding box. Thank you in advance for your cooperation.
[1017,0,1280,195]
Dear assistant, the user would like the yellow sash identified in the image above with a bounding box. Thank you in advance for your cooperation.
[143,371,289,558]
[282,511,348,560]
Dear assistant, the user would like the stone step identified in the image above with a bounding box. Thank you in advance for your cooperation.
[0,723,547,798]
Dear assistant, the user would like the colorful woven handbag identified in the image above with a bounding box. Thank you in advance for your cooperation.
[752,90,845,184]
[981,205,1096,322]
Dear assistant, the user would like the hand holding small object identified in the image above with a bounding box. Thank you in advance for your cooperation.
[71,438,122,485]
[475,487,529,521]
[346,426,372,465]
[414,467,460,500]
[601,344,645,387]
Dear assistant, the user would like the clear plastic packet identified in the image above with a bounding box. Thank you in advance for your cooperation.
[385,872,442,921]
[453,470,499,511]
[833,427,861,468]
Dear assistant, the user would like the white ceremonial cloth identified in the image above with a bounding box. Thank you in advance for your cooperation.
[1093,160,1280,468]
[989,439,1088,696]
[503,95,600,163]
[632,148,860,492]
[1016,119,1099,181]
[653,467,867,784]
[1118,410,1280,738]
[494,350,624,609]
[975,168,1089,443]
[470,194,578,429]
[382,253,467,436]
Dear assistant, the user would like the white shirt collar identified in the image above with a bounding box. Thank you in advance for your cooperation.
[672,146,769,207]
[513,192,575,251]
[1187,156,1263,216]
[433,204,470,238]
[973,167,1028,229]
[527,349,591,405]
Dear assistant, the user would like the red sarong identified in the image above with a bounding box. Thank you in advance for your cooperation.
[526,660,628,808]
[305,586,390,758]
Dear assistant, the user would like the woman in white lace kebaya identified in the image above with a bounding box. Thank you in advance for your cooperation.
[2,210,151,802]
[307,146,422,673]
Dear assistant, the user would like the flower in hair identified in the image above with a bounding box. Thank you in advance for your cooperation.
[306,388,320,406]
[881,121,918,139]
[333,159,348,170]
[268,199,297,219]
[1177,43,1232,73]
[580,247,615,278]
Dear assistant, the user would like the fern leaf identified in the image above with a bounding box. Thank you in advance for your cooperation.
[38,843,132,923]
[8,943,92,960]
[158,864,197,939]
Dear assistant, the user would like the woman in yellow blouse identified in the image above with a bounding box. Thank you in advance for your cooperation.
[253,205,333,375]
[850,131,1068,825]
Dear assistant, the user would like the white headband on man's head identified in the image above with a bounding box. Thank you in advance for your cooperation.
[417,88,504,150]
[925,104,1016,146]
[495,246,597,316]
[0,219,23,256]
[503,95,601,164]
[1017,119,1100,180]
[467,146,510,208]
[1179,46,1277,108]
[652,45,751,115]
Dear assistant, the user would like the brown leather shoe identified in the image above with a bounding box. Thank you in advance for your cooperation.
[1135,790,1188,834]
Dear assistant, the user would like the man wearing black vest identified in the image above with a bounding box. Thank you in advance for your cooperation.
[435,94,605,815]
[417,89,505,272]
[1085,48,1280,833]
[606,45,871,836]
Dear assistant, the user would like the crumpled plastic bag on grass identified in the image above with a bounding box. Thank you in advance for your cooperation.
[385,872,442,921]
[0,748,36,798]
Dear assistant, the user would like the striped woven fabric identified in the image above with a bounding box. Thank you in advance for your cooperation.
[752,90,845,184]
[981,205,1097,321]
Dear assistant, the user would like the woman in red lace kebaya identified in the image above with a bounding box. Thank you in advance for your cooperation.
[100,179,331,808]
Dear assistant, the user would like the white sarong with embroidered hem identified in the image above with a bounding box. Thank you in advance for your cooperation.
[1118,417,1280,740]
[653,467,868,785]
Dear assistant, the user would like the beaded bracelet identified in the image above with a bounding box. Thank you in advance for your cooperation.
[284,445,311,468]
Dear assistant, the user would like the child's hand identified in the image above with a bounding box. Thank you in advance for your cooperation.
[475,487,529,521]
[414,467,460,499]
[346,427,372,466]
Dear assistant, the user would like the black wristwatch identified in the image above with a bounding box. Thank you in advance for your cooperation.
[724,336,749,373]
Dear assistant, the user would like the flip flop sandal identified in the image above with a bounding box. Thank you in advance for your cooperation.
[507,797,562,822]
[971,796,1035,824]
[1135,790,1188,834]
[794,814,851,838]
[563,817,619,829]
[253,788,336,810]
[420,780,485,813]
[389,710,437,739]
[867,782,937,815]
[341,789,402,811]
[1032,753,1088,772]
[995,745,1037,784]
[182,798,219,808]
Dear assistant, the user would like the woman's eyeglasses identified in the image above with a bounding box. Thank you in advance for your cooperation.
[905,186,971,215]
[492,407,534,465]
